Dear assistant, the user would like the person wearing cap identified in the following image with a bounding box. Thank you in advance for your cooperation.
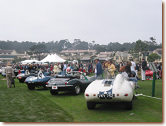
[5,62,15,88]
[95,58,103,79]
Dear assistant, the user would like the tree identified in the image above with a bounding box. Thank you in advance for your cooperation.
[30,44,48,60]
[0,39,162,55]
[106,42,135,52]
[94,44,106,53]
[133,40,148,53]
[149,37,156,45]
[147,53,161,62]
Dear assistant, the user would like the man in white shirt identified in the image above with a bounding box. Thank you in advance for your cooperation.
[130,58,139,88]
[130,58,136,73]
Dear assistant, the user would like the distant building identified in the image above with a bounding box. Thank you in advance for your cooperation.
[153,48,162,62]
[153,48,162,56]
[60,50,96,61]
[96,51,115,61]
[137,48,162,63]
[0,49,29,62]
[114,51,132,63]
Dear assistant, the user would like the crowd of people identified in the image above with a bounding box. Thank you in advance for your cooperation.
[11,62,94,76]
[0,58,162,88]
[94,58,162,81]
[10,58,162,80]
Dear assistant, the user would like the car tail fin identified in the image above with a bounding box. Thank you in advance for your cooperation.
[37,70,45,79]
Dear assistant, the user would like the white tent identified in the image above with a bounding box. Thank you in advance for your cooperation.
[40,53,66,63]
[21,60,40,64]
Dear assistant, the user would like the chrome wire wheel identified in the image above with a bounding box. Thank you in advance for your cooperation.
[75,85,81,95]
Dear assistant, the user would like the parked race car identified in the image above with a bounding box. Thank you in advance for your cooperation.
[25,70,51,90]
[47,72,96,95]
[14,69,25,76]
[84,74,136,110]
[145,69,153,80]
[17,70,35,83]
[1,67,6,77]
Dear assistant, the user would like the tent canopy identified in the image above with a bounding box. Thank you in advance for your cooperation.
[40,53,66,63]
[21,60,40,64]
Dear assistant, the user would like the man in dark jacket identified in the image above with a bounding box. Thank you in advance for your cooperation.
[141,59,147,81]
[95,58,103,79]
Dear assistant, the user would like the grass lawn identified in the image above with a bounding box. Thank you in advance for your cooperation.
[0,75,163,122]
[0,75,73,122]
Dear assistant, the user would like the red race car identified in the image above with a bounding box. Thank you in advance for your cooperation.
[145,69,153,77]
[145,68,154,80]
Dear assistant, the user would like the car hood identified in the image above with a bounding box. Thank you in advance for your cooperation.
[25,76,50,83]
[17,73,25,77]
[48,78,70,85]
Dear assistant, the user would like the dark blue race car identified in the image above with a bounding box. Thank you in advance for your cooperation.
[25,71,51,90]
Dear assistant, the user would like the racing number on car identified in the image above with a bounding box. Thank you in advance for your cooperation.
[39,73,42,78]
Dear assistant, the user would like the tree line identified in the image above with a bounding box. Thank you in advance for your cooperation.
[0,38,162,54]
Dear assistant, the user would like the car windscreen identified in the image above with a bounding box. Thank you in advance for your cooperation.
[102,79,114,86]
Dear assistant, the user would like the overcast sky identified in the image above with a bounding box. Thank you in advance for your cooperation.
[0,0,162,44]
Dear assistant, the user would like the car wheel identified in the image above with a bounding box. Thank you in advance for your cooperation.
[50,90,58,95]
[27,84,35,90]
[19,79,24,83]
[87,102,96,109]
[74,85,81,95]
[125,100,133,110]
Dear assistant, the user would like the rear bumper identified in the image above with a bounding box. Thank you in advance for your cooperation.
[85,94,133,103]
[49,85,74,91]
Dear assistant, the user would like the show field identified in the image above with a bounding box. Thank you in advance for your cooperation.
[0,75,162,122]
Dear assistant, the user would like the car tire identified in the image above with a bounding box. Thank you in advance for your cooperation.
[74,85,81,95]
[19,79,24,83]
[87,102,96,109]
[125,100,133,110]
[50,90,58,95]
[27,84,35,90]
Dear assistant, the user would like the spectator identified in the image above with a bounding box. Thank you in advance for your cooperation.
[157,62,162,79]
[5,62,15,88]
[130,58,136,74]
[66,64,71,73]
[103,61,110,79]
[62,63,67,75]
[115,62,120,72]
[107,60,116,78]
[88,63,93,74]
[120,61,132,77]
[135,63,140,79]
[73,63,78,71]
[60,63,64,72]
[53,63,61,74]
[95,58,103,79]
[50,64,54,71]
[141,58,147,81]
